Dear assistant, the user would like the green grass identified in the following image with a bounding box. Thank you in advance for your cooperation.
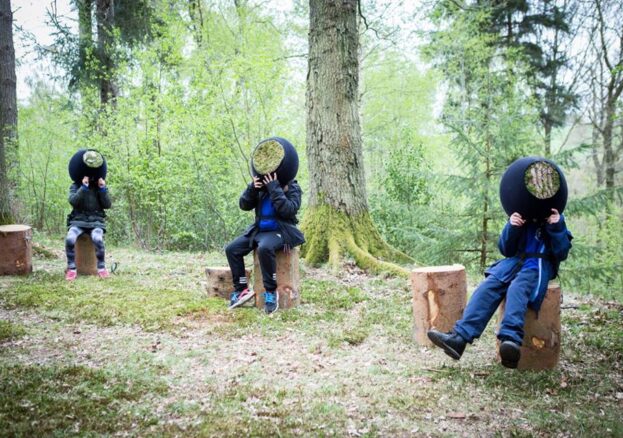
[0,241,621,436]
[0,363,167,436]
[0,320,26,342]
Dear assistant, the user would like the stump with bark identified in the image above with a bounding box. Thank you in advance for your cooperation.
[253,248,300,310]
[0,225,32,275]
[75,234,97,275]
[411,265,467,346]
[205,267,251,299]
[497,283,561,370]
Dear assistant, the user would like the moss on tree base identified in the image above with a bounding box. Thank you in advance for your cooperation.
[301,204,414,278]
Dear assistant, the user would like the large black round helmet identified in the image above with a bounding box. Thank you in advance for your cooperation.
[250,137,299,186]
[68,149,107,183]
[499,156,568,221]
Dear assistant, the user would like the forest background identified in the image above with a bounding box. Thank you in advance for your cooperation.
[3,0,622,299]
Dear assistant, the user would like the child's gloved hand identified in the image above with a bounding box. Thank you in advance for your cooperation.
[252,175,263,190]
[82,176,89,187]
[98,178,106,188]
[262,172,278,187]
[509,212,525,227]
[547,208,560,225]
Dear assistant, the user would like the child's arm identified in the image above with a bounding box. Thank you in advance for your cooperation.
[264,173,301,219]
[97,178,112,209]
[545,209,572,262]
[68,178,89,208]
[239,177,261,211]
[498,212,525,257]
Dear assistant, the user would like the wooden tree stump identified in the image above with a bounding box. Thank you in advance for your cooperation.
[497,283,561,370]
[411,265,467,346]
[205,267,251,299]
[253,248,300,310]
[75,234,97,275]
[0,225,33,275]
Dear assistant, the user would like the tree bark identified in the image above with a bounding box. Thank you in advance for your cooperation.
[76,0,94,97]
[96,0,118,106]
[302,0,411,276]
[0,0,17,224]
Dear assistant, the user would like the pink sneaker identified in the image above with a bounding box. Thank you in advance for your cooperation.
[97,268,110,279]
[65,269,77,281]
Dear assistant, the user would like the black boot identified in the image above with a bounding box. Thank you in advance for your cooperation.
[427,329,466,360]
[499,340,521,369]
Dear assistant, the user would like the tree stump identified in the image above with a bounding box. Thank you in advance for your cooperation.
[205,267,251,299]
[253,248,300,310]
[497,283,561,370]
[75,234,97,275]
[0,225,33,275]
[411,265,467,346]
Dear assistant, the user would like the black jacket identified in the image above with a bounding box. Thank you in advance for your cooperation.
[66,183,112,230]
[239,180,305,248]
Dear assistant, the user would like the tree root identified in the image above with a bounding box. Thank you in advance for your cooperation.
[301,204,414,278]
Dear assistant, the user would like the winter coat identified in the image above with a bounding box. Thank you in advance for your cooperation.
[66,183,112,230]
[239,180,305,248]
[485,216,573,312]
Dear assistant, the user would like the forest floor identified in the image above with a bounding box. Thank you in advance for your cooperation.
[0,236,622,437]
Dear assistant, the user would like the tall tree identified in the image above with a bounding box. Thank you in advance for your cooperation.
[0,0,17,224]
[587,0,623,195]
[302,0,411,275]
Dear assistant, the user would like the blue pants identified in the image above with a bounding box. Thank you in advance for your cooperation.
[453,269,538,345]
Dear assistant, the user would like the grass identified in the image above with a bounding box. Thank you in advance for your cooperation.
[0,320,26,342]
[0,240,621,436]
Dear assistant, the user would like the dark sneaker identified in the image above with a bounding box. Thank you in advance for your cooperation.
[427,329,467,360]
[499,340,521,369]
[264,291,279,314]
[228,288,255,309]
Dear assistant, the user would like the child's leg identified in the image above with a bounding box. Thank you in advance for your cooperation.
[90,228,106,270]
[225,235,254,291]
[453,275,508,343]
[498,269,539,344]
[65,226,84,269]
[255,232,284,292]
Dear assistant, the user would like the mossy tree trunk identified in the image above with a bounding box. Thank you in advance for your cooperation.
[302,0,412,277]
[0,0,17,225]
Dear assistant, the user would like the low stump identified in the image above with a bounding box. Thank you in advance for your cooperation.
[75,234,97,275]
[0,224,33,275]
[205,267,251,299]
[497,282,561,370]
[411,264,467,346]
[253,248,300,310]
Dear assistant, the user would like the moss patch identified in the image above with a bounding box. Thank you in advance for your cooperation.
[525,161,560,199]
[301,204,414,277]
[251,140,285,174]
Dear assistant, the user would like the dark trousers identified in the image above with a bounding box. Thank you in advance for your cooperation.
[225,231,284,292]
[453,269,539,345]
[65,226,106,270]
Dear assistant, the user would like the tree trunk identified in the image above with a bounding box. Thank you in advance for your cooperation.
[76,0,94,97]
[96,0,117,106]
[0,0,17,224]
[302,0,411,276]
[0,224,32,275]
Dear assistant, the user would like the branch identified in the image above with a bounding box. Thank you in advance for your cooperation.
[357,0,380,39]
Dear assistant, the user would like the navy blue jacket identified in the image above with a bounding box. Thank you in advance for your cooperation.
[239,180,305,248]
[485,216,573,311]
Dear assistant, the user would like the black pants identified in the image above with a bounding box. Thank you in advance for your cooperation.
[225,231,284,292]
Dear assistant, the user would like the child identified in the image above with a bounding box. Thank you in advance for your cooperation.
[427,208,572,368]
[65,175,112,280]
[225,172,305,314]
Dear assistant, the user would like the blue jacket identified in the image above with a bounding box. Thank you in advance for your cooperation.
[485,216,573,311]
